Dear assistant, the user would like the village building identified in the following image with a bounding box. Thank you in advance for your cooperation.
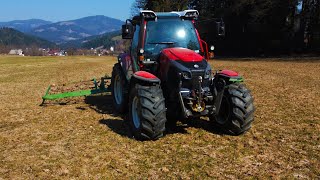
[8,49,24,56]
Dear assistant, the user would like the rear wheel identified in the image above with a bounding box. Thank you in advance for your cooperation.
[211,83,255,135]
[111,63,128,113]
[129,84,167,140]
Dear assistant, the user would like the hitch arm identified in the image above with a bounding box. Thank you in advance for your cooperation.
[178,74,192,118]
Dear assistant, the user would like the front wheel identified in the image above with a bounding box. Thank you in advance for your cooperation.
[129,84,167,140]
[211,83,255,135]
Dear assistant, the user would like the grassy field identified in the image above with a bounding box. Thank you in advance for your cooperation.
[0,55,319,179]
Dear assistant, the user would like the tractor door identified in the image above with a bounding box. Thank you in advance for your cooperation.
[121,21,141,80]
[128,24,141,78]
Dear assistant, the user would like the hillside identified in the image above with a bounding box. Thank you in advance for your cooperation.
[82,31,121,49]
[60,31,121,49]
[59,34,103,49]
[0,27,56,48]
[29,16,123,44]
[0,19,52,33]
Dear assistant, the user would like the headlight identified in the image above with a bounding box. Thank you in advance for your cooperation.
[204,70,212,79]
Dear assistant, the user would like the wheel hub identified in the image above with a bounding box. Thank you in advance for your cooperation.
[132,96,141,129]
[114,75,123,105]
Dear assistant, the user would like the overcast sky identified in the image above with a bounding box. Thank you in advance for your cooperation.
[0,0,135,22]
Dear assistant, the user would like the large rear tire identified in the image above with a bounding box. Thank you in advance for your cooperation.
[111,63,128,113]
[211,83,255,135]
[129,84,167,140]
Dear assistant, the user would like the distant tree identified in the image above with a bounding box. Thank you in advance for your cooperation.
[130,0,319,54]
[299,0,320,49]
[0,44,11,54]
[131,0,148,16]
[24,45,44,56]
[131,0,190,15]
[66,48,76,56]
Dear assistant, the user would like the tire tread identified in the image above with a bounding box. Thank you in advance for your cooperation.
[129,84,167,140]
[212,83,255,135]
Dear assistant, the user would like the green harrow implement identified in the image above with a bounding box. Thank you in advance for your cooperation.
[41,76,111,105]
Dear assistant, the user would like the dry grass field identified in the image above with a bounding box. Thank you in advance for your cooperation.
[0,55,319,179]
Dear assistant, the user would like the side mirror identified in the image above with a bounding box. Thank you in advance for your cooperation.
[216,20,225,37]
[122,20,134,39]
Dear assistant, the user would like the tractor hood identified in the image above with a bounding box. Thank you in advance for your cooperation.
[161,48,204,62]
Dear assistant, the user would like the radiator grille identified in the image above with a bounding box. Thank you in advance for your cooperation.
[181,70,208,90]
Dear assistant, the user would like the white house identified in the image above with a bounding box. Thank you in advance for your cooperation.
[8,49,24,56]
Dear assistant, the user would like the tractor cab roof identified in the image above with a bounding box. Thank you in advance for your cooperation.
[131,10,199,25]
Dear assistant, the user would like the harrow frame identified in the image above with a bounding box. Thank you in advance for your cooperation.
[41,77,111,105]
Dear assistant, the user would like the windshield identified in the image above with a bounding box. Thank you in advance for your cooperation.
[144,19,201,59]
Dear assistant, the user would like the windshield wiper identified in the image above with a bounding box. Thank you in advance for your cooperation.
[148,42,176,45]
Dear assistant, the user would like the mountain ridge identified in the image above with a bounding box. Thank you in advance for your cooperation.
[0,16,124,48]
[29,15,123,44]
[0,19,52,33]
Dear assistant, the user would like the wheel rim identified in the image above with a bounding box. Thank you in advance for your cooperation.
[216,96,230,124]
[132,96,141,129]
[114,75,123,105]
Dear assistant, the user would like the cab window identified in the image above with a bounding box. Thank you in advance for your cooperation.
[130,25,141,59]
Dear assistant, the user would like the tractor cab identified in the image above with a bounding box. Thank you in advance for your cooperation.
[143,12,202,60]
[122,10,209,65]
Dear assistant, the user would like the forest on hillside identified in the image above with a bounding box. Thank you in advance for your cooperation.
[132,0,320,56]
[0,28,56,54]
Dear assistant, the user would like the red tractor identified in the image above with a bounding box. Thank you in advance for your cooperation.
[111,10,255,140]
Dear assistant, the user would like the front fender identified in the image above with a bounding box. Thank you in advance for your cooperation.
[133,71,160,84]
[215,70,244,83]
